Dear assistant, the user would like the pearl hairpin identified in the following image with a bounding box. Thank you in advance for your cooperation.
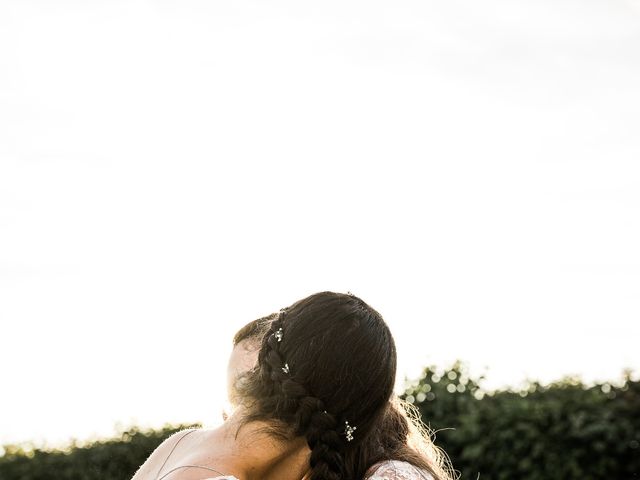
[274,328,283,342]
[344,421,357,442]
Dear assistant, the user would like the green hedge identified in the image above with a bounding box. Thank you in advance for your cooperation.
[1,364,637,480]
[0,423,200,480]
[401,361,639,480]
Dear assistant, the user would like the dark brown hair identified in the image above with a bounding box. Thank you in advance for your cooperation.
[233,292,454,480]
[236,292,395,480]
[233,292,452,480]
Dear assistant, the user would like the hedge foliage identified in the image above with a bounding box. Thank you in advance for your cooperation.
[401,361,639,480]
[1,363,637,480]
[0,423,200,480]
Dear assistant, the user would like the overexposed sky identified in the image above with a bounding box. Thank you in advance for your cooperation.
[1,0,639,448]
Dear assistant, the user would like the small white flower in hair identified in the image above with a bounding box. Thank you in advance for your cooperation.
[275,328,283,342]
[344,421,357,442]
[282,363,290,374]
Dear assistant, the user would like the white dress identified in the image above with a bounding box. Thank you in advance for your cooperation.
[367,460,435,480]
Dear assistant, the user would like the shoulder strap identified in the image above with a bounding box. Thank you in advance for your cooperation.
[156,465,229,480]
[155,429,199,480]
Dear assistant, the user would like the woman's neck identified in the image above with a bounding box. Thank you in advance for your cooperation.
[201,411,311,480]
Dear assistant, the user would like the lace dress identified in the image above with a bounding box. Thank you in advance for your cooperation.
[366,460,435,480]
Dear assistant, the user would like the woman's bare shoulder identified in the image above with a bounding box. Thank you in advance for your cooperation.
[366,460,435,480]
[130,428,200,480]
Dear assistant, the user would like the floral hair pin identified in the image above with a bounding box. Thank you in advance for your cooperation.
[274,328,284,342]
[344,421,357,442]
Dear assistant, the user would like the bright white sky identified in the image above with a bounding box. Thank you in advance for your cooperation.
[1,0,639,449]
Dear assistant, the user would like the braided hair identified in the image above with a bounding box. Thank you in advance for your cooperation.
[237,291,397,480]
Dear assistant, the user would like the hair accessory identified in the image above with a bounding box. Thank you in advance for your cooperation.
[282,363,290,374]
[274,328,283,342]
[344,421,357,442]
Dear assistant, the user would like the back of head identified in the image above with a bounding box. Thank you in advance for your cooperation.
[233,312,277,347]
[237,291,397,480]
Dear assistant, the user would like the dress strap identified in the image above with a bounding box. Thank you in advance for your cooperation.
[156,464,228,480]
[155,429,199,480]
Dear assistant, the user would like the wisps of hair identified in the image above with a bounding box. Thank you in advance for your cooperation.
[233,312,278,347]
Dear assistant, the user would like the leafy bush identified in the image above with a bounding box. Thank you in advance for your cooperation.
[0,423,199,480]
[402,361,639,480]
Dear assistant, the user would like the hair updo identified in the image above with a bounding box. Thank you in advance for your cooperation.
[236,291,397,480]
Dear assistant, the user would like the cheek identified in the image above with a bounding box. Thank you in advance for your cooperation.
[240,350,259,371]
[226,345,258,389]
[227,351,242,392]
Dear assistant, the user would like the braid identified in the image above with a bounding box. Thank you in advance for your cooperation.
[253,311,288,411]
[256,309,347,480]
[305,410,344,480]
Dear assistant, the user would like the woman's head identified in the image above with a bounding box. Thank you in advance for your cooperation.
[227,312,275,406]
[236,291,397,480]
